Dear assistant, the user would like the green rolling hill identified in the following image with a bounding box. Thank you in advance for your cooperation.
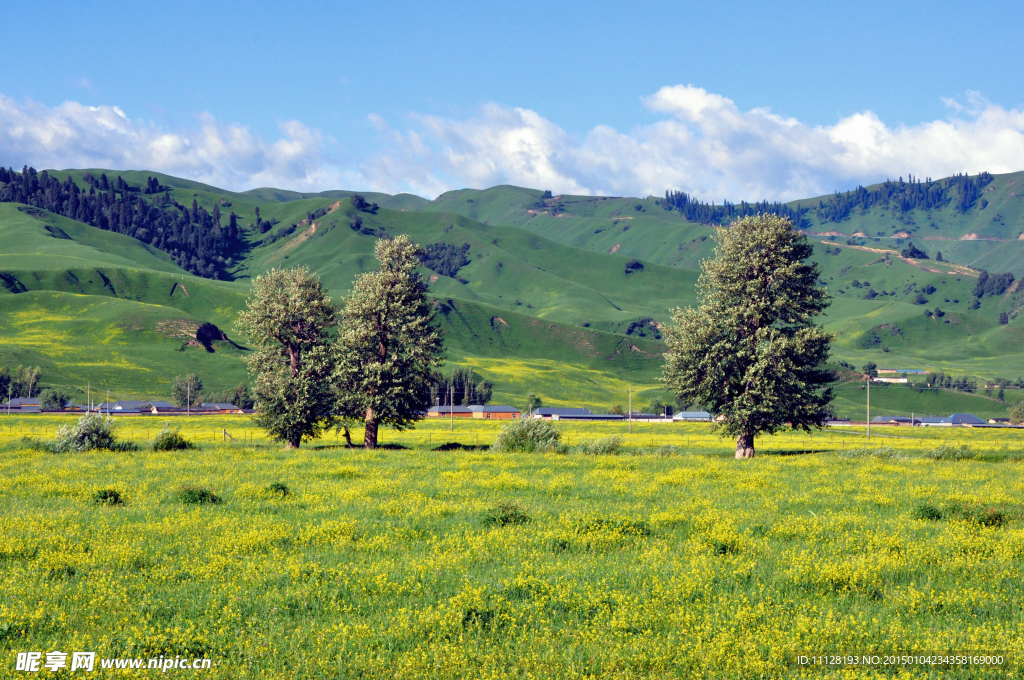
[2,167,1024,415]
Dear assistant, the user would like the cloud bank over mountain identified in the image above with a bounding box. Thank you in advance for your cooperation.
[0,95,345,192]
[2,87,1023,201]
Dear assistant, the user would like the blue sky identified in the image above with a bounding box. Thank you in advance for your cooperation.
[1,0,1023,199]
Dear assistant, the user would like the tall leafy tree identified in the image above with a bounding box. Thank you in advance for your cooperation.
[662,214,833,458]
[171,374,203,407]
[431,367,492,406]
[237,267,338,448]
[335,236,443,448]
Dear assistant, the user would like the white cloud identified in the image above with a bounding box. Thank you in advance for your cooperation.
[2,88,1023,201]
[0,94,345,192]
[363,86,1024,201]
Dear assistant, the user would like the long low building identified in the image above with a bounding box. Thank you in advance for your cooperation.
[426,405,521,419]
[673,411,712,422]
[918,413,986,427]
[468,405,520,419]
[426,405,474,418]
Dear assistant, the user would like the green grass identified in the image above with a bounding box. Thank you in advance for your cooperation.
[831,381,1017,420]
[0,203,183,275]
[0,291,250,398]
[1,419,1022,678]
[792,170,1024,245]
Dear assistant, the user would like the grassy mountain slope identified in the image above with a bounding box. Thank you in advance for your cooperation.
[794,170,1024,279]
[419,185,709,268]
[408,175,1024,382]
[0,203,183,275]
[812,238,1024,376]
[429,297,668,408]
[830,381,1021,421]
[244,200,698,331]
[242,187,428,211]
[794,170,1024,241]
[5,167,1024,414]
[0,291,250,398]
[0,195,679,406]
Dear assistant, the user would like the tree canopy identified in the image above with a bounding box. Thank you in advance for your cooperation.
[334,236,443,448]
[171,374,203,408]
[662,213,834,458]
[237,266,338,448]
[0,167,244,279]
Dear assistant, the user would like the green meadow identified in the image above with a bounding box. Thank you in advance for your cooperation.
[1,417,1022,678]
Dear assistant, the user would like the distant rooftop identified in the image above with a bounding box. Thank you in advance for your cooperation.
[533,408,593,417]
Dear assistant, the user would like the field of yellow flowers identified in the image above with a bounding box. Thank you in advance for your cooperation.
[1,416,1023,678]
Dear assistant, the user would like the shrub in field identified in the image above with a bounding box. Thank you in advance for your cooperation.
[52,414,120,453]
[980,509,1007,527]
[549,538,572,553]
[482,502,531,527]
[914,503,943,521]
[46,565,76,580]
[924,444,974,460]
[574,517,652,537]
[92,489,124,506]
[266,482,290,497]
[571,436,623,455]
[946,502,1009,527]
[834,445,907,460]
[491,418,562,453]
[178,486,222,505]
[150,423,194,451]
[461,608,494,629]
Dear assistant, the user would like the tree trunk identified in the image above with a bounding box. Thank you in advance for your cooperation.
[341,426,353,447]
[285,438,300,449]
[364,409,378,449]
[735,432,755,459]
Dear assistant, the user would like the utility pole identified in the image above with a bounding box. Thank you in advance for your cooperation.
[87,383,90,412]
[187,382,190,416]
[449,383,453,433]
[628,385,632,435]
[866,379,870,442]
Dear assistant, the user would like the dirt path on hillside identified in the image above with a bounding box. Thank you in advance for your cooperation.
[820,240,979,277]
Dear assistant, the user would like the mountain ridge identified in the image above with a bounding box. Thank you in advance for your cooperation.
[3,166,1024,415]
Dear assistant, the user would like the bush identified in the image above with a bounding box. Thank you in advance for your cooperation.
[571,436,623,455]
[266,482,290,497]
[92,489,124,506]
[39,388,71,411]
[924,444,974,460]
[482,502,531,527]
[491,418,562,453]
[151,423,194,451]
[945,502,1010,527]
[574,517,652,537]
[178,486,222,505]
[51,414,119,453]
[979,509,1006,527]
[834,445,908,460]
[914,503,943,521]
